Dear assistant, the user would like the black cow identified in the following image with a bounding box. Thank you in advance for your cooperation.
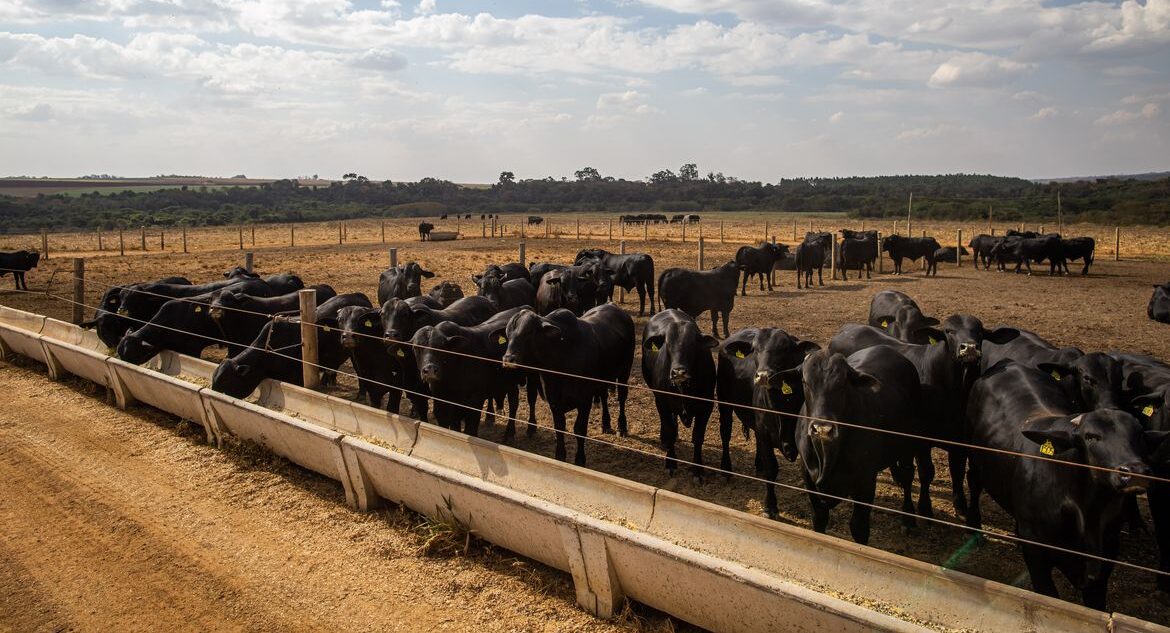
[117,279,275,364]
[575,248,656,316]
[117,277,255,328]
[382,295,497,420]
[779,347,920,544]
[981,327,1083,373]
[933,246,969,264]
[474,262,531,286]
[837,229,878,280]
[881,235,941,276]
[867,290,937,343]
[209,284,337,350]
[465,213,472,219]
[658,262,740,338]
[222,266,259,279]
[734,243,788,295]
[828,315,1020,518]
[641,310,719,480]
[1151,282,1170,324]
[419,222,434,241]
[794,232,831,289]
[0,250,40,290]
[339,304,398,409]
[377,262,435,304]
[501,304,634,465]
[1058,237,1095,275]
[965,361,1160,609]
[210,294,372,399]
[716,328,820,517]
[477,274,535,311]
[527,216,544,225]
[968,234,1000,270]
[259,273,306,295]
[412,307,528,438]
[528,262,566,288]
[535,268,587,316]
[1007,229,1041,239]
[989,234,1064,275]
[1040,352,1127,413]
[428,281,464,307]
[84,276,191,349]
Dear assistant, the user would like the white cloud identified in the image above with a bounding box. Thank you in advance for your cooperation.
[896,124,963,142]
[1094,102,1160,126]
[416,0,436,16]
[928,52,1031,88]
[828,111,844,124]
[1030,106,1058,120]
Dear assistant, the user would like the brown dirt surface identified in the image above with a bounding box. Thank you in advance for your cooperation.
[0,360,680,633]
[3,214,1170,626]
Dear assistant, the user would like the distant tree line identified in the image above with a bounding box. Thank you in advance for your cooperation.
[1,166,1168,232]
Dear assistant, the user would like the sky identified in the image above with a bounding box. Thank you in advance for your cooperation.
[0,1,1168,182]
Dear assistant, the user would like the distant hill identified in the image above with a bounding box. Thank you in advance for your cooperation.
[1034,171,1170,184]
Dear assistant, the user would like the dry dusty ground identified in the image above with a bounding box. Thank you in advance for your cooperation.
[3,215,1170,626]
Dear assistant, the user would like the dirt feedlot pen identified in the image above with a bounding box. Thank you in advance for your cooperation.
[3,214,1170,628]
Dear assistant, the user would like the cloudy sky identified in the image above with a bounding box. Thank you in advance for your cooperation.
[1,0,1168,182]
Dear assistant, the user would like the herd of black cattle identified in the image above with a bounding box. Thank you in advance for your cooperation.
[4,227,1170,611]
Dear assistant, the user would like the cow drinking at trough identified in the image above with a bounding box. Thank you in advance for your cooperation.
[641,309,718,480]
[965,360,1160,610]
[658,262,740,338]
[84,276,192,349]
[501,304,634,465]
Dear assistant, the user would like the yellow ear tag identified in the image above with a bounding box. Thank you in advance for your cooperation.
[1051,370,1061,381]
[1040,440,1055,456]
[117,309,128,315]
[781,380,793,395]
[734,350,745,359]
[880,320,888,328]
[364,320,373,328]
[1143,404,1156,417]
[928,336,937,345]
[194,306,202,313]
[396,349,405,358]
[650,342,659,352]
[323,326,331,332]
[497,335,507,345]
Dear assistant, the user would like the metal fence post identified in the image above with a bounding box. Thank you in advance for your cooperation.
[299,289,320,390]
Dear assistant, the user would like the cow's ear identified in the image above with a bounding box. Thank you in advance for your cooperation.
[913,327,945,346]
[700,335,720,349]
[445,335,468,348]
[488,328,508,348]
[472,274,483,284]
[540,322,563,339]
[848,369,881,392]
[983,327,1020,344]
[921,316,941,327]
[643,335,665,354]
[235,364,252,377]
[1131,394,1163,420]
[420,268,436,278]
[775,368,802,398]
[723,340,752,360]
[1022,426,1075,453]
[794,340,821,359]
[873,315,895,330]
[1037,362,1073,383]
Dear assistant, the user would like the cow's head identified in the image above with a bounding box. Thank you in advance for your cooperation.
[919,313,1018,367]
[211,357,260,399]
[338,306,381,350]
[429,281,464,307]
[1023,410,1161,494]
[643,310,717,390]
[380,298,416,358]
[788,350,881,485]
[1039,352,1125,411]
[116,330,159,365]
[543,269,582,313]
[726,328,819,461]
[502,308,574,369]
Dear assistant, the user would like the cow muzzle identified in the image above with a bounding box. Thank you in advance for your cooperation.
[501,353,519,369]
[956,342,980,363]
[419,363,440,383]
[669,367,690,387]
[209,307,223,321]
[754,370,772,386]
[1116,464,1152,493]
[810,423,835,439]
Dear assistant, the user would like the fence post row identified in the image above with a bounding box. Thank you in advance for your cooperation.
[72,258,84,325]
[299,288,320,390]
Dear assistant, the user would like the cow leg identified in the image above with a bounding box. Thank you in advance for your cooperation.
[1021,546,1059,599]
[965,461,984,530]
[816,266,823,286]
[502,384,519,444]
[551,407,568,462]
[386,388,403,415]
[409,394,429,422]
[889,455,916,531]
[914,445,935,519]
[646,282,657,315]
[718,404,734,474]
[463,403,479,437]
[1150,484,1170,591]
[656,399,678,474]
[741,273,748,296]
[599,389,613,434]
[635,285,645,315]
[795,268,801,290]
[758,272,764,291]
[573,403,590,466]
[757,429,780,519]
[948,449,969,517]
[710,311,719,338]
[690,405,712,484]
[616,382,629,437]
[721,310,730,338]
[849,480,877,545]
[526,376,540,437]
[804,470,832,533]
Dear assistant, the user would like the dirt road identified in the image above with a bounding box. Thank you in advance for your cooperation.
[0,359,664,633]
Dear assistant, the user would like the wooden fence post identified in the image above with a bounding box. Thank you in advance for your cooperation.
[245,252,254,273]
[251,224,256,246]
[792,219,797,241]
[1115,227,1121,261]
[697,237,705,270]
[483,220,487,238]
[381,221,386,244]
[389,248,398,269]
[290,224,295,247]
[97,231,103,252]
[299,289,320,390]
[72,258,84,325]
[608,219,613,241]
[519,242,526,267]
[576,219,580,240]
[720,220,724,244]
[619,241,627,302]
[141,226,146,251]
[956,229,962,267]
[682,222,686,243]
[338,223,343,245]
[877,231,883,274]
[830,234,837,280]
[764,222,769,244]
[643,222,648,241]
[119,230,125,256]
[160,230,165,251]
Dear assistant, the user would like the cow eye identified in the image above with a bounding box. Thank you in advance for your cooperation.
[1084,433,1101,442]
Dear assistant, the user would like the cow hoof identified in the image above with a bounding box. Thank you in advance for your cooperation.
[691,474,703,487]
[764,509,779,520]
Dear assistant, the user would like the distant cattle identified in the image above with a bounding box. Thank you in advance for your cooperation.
[933,245,969,264]
[968,234,1000,270]
[989,234,1063,275]
[527,215,544,225]
[658,262,740,338]
[837,229,878,280]
[734,243,788,295]
[377,262,435,304]
[576,248,656,316]
[794,232,831,289]
[1058,237,1096,275]
[965,361,1158,610]
[619,213,668,225]
[1151,282,1170,324]
[641,309,718,479]
[501,304,635,465]
[881,235,941,276]
[418,222,434,241]
[0,250,39,290]
[440,214,448,220]
[428,281,464,307]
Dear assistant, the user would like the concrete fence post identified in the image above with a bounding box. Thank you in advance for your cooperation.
[697,237,705,270]
[519,242,526,267]
[245,252,254,273]
[389,248,398,269]
[72,258,84,325]
[299,289,320,390]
